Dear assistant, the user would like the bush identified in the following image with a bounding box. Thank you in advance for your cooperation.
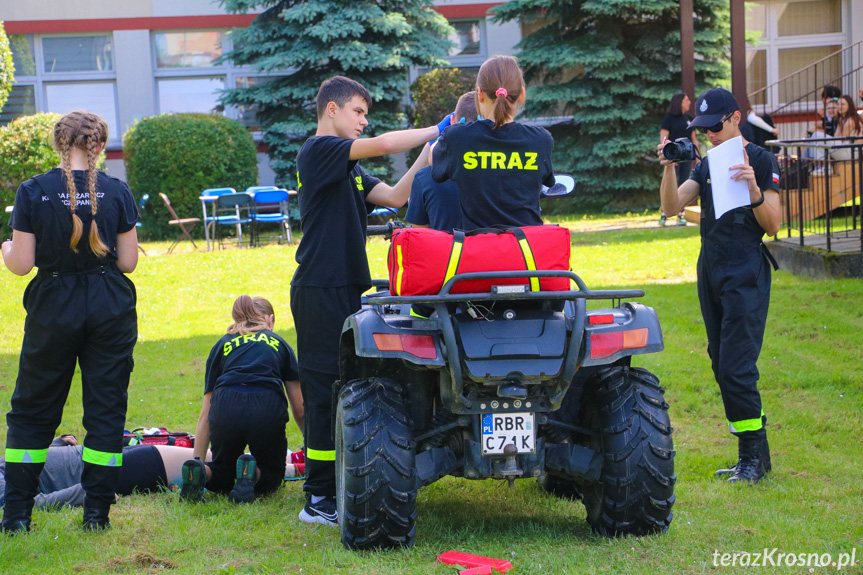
[0,22,13,113]
[123,113,258,240]
[407,68,476,165]
[0,113,64,208]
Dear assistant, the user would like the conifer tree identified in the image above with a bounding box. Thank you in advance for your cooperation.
[492,0,729,209]
[220,1,453,188]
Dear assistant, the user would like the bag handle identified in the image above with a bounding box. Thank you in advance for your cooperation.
[443,230,465,287]
[509,227,540,292]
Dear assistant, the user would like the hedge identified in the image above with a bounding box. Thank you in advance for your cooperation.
[123,113,258,240]
[0,113,64,208]
[407,68,476,165]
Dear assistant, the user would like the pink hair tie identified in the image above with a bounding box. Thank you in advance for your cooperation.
[495,88,508,99]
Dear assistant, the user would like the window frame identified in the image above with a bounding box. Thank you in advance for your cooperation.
[150,28,287,135]
[4,32,120,142]
[745,0,847,109]
[445,18,487,68]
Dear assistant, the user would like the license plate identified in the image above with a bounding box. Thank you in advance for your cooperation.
[481,412,535,455]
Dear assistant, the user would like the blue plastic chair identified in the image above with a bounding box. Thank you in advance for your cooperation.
[214,192,255,248]
[201,187,236,250]
[252,189,292,245]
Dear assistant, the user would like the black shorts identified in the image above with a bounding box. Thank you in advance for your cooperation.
[116,445,167,495]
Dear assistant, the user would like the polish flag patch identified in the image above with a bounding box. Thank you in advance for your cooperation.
[772,173,780,184]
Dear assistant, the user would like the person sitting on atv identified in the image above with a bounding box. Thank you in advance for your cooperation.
[430,55,556,231]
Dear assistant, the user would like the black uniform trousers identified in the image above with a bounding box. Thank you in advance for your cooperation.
[290,284,364,498]
[206,385,289,495]
[697,239,770,440]
[4,267,137,513]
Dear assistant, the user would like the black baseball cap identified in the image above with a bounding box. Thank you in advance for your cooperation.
[689,88,740,128]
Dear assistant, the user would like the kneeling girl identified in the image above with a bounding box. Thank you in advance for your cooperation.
[183,295,302,503]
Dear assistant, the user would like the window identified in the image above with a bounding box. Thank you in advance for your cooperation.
[744,1,847,109]
[42,36,113,73]
[747,51,768,106]
[152,30,284,127]
[154,31,223,68]
[777,0,842,37]
[449,20,482,57]
[3,34,119,139]
[158,77,226,114]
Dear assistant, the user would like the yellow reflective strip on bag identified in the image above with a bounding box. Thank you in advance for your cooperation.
[444,238,464,286]
[396,244,404,296]
[82,447,123,467]
[517,237,540,292]
[306,448,336,461]
[5,448,49,464]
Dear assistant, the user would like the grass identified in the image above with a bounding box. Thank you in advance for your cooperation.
[1,221,861,575]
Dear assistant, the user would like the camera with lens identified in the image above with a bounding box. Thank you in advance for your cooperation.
[662,138,700,163]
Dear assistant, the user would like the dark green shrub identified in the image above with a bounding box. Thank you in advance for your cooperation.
[407,68,476,165]
[123,113,258,240]
[0,113,63,208]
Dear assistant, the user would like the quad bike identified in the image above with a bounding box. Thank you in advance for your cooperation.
[334,179,675,550]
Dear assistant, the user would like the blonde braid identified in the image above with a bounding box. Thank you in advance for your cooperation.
[55,118,84,252]
[84,116,109,257]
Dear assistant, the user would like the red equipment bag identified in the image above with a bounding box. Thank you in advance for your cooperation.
[388,225,571,296]
[123,427,195,448]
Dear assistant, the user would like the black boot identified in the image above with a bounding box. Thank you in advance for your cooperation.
[82,495,112,531]
[715,418,771,477]
[727,437,766,484]
[1,502,34,535]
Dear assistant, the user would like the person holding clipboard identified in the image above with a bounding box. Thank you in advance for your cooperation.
[657,88,781,485]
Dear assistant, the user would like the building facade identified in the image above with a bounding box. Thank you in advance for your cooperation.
[0,0,518,182]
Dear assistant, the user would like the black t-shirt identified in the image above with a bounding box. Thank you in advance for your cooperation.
[822,114,838,137]
[661,113,695,142]
[204,329,299,397]
[405,165,462,232]
[431,120,555,231]
[689,142,781,243]
[292,136,382,289]
[10,168,138,271]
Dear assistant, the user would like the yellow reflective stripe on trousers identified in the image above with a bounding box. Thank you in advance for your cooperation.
[517,237,540,292]
[82,447,123,467]
[5,448,49,464]
[443,238,464,286]
[306,448,336,461]
[728,410,765,433]
[396,244,404,295]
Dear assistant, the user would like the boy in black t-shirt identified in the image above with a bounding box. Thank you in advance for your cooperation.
[291,76,448,526]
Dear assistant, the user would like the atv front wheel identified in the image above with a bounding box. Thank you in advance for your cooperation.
[336,377,417,550]
[581,367,676,536]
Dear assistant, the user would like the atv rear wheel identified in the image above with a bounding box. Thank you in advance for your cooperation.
[336,377,417,550]
[580,366,676,536]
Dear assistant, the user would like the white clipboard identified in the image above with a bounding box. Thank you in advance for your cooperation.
[707,136,751,219]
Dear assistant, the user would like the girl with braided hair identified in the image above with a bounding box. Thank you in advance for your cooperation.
[430,55,556,230]
[1,111,139,533]
[180,295,301,505]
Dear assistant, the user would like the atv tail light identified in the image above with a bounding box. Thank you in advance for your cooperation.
[588,314,615,325]
[590,328,649,359]
[372,333,437,359]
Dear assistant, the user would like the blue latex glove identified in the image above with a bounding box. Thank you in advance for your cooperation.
[437,113,454,136]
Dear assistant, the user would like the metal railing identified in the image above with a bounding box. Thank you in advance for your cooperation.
[769,137,862,253]
[749,41,863,141]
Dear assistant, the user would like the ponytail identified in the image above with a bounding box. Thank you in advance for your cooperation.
[477,55,525,129]
[227,295,275,335]
[53,111,110,256]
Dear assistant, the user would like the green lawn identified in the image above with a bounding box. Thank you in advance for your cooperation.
[0,224,861,575]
